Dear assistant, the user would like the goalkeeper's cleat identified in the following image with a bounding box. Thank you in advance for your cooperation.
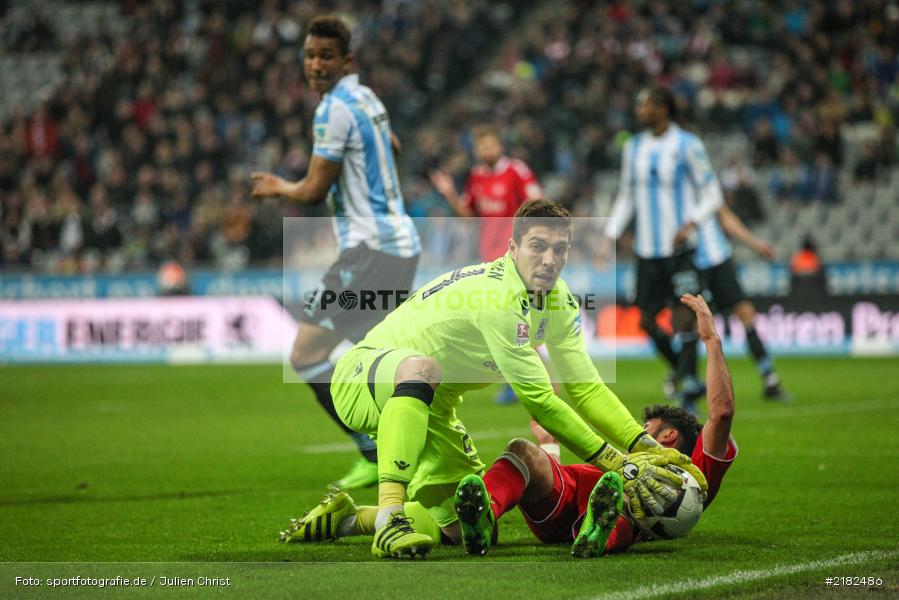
[571,471,624,559]
[279,490,357,543]
[330,457,378,490]
[454,474,495,556]
[371,513,433,559]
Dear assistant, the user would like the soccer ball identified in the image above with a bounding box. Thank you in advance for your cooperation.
[634,464,705,540]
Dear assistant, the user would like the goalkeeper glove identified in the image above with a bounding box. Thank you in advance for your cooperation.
[650,447,709,495]
[590,444,683,520]
[629,433,710,495]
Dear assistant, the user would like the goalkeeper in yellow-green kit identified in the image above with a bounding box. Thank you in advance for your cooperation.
[282,200,704,558]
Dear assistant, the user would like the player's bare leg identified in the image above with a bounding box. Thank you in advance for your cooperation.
[291,323,379,489]
[732,301,790,402]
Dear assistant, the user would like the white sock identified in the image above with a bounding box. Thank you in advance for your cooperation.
[336,515,356,537]
[374,505,404,531]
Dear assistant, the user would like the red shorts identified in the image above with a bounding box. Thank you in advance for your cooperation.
[519,454,604,544]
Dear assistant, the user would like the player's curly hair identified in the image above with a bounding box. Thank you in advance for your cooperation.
[512,199,571,243]
[642,404,702,455]
[307,16,351,56]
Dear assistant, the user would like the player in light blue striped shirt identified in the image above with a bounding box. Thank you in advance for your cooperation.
[252,16,420,490]
[600,87,722,411]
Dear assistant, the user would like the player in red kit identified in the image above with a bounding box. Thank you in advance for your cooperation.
[454,293,737,557]
[430,125,545,405]
[430,125,543,262]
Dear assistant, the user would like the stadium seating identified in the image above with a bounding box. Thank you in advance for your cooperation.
[0,0,896,271]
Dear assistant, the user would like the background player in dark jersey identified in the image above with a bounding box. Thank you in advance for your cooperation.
[455,292,737,557]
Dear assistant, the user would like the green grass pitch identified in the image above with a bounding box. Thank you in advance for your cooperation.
[1,357,897,599]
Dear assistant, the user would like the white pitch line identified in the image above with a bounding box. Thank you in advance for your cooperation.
[587,549,899,600]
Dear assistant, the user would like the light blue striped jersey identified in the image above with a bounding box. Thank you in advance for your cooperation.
[312,74,420,257]
[604,124,723,259]
[694,213,733,270]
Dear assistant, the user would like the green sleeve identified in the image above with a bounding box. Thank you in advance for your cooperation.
[477,309,606,460]
[546,300,646,452]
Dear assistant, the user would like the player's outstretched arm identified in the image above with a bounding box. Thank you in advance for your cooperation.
[680,293,734,459]
[428,169,474,217]
[250,156,341,205]
[717,205,775,260]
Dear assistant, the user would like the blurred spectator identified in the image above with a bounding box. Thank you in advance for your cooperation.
[803,152,839,203]
[1,0,897,270]
[751,117,780,166]
[770,148,805,202]
[790,236,828,296]
[157,260,190,296]
[854,142,880,182]
[721,157,765,225]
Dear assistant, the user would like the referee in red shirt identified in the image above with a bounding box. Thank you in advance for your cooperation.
[430,126,543,262]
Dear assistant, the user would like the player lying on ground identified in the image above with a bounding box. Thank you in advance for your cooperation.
[278,293,722,556]
[281,201,703,559]
[452,293,737,558]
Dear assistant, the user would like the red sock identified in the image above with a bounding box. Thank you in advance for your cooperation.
[605,516,635,553]
[483,458,527,520]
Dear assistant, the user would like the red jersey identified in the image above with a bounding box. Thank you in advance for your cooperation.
[462,156,542,261]
[521,430,737,543]
[690,428,738,507]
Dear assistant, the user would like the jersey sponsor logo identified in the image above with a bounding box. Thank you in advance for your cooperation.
[393,460,411,471]
[482,360,499,372]
[353,362,363,377]
[535,318,547,340]
[516,322,530,346]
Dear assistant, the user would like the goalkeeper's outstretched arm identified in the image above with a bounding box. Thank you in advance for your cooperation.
[680,293,734,459]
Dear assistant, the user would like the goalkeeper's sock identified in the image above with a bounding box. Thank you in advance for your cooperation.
[376,383,433,484]
[604,515,635,553]
[483,453,530,520]
[375,482,406,531]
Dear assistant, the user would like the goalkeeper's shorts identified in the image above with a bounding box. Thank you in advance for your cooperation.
[331,344,485,527]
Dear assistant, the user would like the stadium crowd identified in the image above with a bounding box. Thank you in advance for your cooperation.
[0,0,897,272]
[414,0,897,212]
[0,0,525,272]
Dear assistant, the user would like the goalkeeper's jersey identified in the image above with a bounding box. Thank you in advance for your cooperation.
[359,253,645,460]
